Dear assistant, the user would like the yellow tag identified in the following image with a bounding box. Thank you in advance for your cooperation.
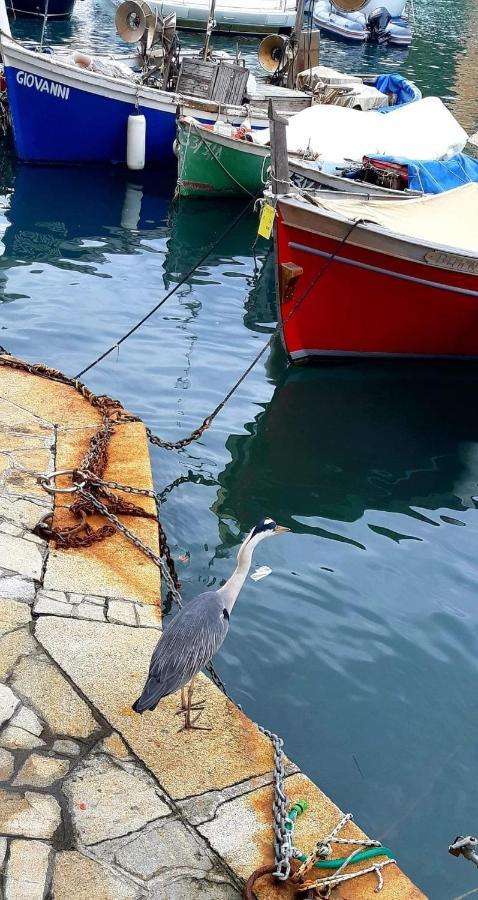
[258,203,276,240]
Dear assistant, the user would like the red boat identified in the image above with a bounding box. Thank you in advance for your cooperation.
[274,184,478,362]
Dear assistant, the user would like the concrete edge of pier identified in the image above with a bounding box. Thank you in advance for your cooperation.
[0,355,426,899]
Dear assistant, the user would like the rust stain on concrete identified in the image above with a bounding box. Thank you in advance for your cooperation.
[0,361,160,607]
[198,772,425,899]
[46,421,160,605]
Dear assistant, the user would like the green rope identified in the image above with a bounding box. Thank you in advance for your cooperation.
[286,801,394,871]
[294,847,395,870]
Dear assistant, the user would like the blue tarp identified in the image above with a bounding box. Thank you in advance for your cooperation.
[374,73,422,111]
[367,153,478,193]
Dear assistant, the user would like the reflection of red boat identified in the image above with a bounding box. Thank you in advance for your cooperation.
[275,184,478,362]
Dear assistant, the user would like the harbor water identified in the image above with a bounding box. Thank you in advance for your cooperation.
[2,1,478,895]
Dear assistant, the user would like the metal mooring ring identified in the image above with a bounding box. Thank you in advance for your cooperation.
[39,469,86,495]
[243,865,278,900]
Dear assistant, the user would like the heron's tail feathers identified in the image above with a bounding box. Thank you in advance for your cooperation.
[132,677,163,714]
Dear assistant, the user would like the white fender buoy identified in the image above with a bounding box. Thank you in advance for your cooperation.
[121,183,143,230]
[127,114,146,171]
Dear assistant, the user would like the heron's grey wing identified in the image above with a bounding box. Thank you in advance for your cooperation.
[148,592,229,699]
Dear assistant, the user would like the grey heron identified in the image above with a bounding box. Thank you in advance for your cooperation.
[132,517,290,729]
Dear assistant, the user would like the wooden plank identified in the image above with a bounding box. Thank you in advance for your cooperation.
[177,58,218,100]
[211,62,249,106]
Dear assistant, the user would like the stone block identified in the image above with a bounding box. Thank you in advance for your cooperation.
[135,603,162,629]
[81,595,105,606]
[0,533,43,580]
[9,651,97,739]
[14,753,70,788]
[0,683,20,727]
[107,601,137,627]
[52,851,139,900]
[149,878,240,899]
[74,603,105,622]
[0,836,6,866]
[113,817,238,900]
[5,839,51,900]
[38,590,68,603]
[0,521,22,536]
[0,575,36,603]
[0,598,32,632]
[0,747,14,780]
[99,732,132,760]
[44,422,160,605]
[10,705,43,736]
[0,725,45,751]
[33,596,73,617]
[63,755,171,845]
[0,496,52,530]
[198,773,425,899]
[0,629,37,680]
[0,789,61,838]
[52,739,81,757]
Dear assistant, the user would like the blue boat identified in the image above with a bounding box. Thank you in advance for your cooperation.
[0,44,266,166]
[6,0,75,19]
[0,1,280,166]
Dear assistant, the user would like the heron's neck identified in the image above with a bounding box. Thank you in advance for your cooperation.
[218,539,256,613]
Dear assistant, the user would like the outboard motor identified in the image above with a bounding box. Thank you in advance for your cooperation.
[367,6,392,44]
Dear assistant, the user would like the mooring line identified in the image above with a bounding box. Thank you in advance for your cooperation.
[0,217,358,456]
[146,218,360,452]
[75,192,259,379]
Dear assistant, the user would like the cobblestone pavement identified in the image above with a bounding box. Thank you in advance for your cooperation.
[0,362,425,900]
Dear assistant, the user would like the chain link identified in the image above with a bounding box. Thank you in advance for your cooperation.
[77,487,183,609]
[259,727,292,880]
[80,470,157,498]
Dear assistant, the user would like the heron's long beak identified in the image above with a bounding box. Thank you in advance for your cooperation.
[274,525,290,534]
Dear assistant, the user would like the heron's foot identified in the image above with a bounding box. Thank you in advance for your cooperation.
[175,700,206,715]
[178,710,212,732]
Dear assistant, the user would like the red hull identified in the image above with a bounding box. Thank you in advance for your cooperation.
[276,209,478,361]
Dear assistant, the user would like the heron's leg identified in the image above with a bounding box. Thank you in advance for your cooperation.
[179,676,211,732]
[176,679,205,714]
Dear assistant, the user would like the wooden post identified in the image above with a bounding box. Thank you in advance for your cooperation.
[268,100,290,195]
[287,0,305,89]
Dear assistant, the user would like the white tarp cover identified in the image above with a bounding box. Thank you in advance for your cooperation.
[307,182,478,254]
[254,97,468,169]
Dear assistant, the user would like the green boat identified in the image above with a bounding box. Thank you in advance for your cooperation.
[176,117,271,198]
[175,115,420,200]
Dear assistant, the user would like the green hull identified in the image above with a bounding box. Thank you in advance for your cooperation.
[176,119,271,199]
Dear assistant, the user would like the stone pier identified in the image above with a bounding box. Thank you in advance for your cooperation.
[0,357,426,899]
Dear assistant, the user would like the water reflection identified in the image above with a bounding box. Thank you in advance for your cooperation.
[163,198,261,288]
[216,363,478,537]
[1,163,174,269]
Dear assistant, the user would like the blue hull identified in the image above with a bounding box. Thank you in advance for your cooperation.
[6,0,75,17]
[5,65,179,166]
